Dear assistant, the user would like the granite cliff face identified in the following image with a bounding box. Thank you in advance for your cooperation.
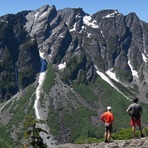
[0,12,41,100]
[0,4,148,147]
[1,5,147,101]
[29,5,147,99]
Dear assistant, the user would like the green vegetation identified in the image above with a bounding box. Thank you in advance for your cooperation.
[143,127,148,136]
[18,40,40,89]
[112,127,148,140]
[43,64,55,93]
[46,69,148,144]
[0,86,36,147]
[94,76,130,130]
[47,109,60,137]
[63,107,98,143]
[23,116,47,148]
[47,104,100,143]
[0,123,13,148]
[0,14,41,100]
[115,67,133,83]
[112,128,133,140]
[140,103,148,124]
[75,137,102,144]
[8,86,35,125]
[46,74,131,143]
[112,80,135,97]
[0,46,16,100]
[62,55,84,83]
[73,82,98,104]
[145,92,148,98]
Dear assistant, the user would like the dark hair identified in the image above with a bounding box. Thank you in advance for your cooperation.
[133,97,138,103]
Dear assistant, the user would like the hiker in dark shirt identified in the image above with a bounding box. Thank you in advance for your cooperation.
[126,97,145,138]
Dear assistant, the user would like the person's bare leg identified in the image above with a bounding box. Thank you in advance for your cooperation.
[139,125,144,137]
[107,132,111,143]
[132,126,136,138]
[104,131,108,142]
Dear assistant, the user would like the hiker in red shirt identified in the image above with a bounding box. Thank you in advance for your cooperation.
[100,106,114,143]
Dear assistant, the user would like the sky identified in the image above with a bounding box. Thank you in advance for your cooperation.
[0,0,148,22]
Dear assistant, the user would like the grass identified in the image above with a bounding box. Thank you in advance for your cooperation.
[88,76,132,137]
[73,82,98,104]
[63,106,98,143]
[0,123,13,147]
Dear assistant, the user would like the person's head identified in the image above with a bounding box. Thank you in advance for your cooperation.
[107,106,111,111]
[133,97,138,103]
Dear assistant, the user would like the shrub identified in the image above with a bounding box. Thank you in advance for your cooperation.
[112,128,139,140]
[75,137,101,144]
[143,127,148,136]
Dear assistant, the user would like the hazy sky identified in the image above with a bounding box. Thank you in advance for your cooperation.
[1,0,148,22]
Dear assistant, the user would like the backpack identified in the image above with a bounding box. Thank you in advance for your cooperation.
[131,104,142,119]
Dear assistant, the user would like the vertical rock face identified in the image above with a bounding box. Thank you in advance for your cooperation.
[0,4,148,103]
[0,12,41,100]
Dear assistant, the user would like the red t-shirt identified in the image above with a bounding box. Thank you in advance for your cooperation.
[100,111,114,124]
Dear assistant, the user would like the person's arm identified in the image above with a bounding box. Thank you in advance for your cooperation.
[126,105,132,116]
[100,113,105,122]
[126,104,132,112]
[112,114,114,122]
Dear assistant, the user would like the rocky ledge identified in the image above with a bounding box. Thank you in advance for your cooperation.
[53,137,148,148]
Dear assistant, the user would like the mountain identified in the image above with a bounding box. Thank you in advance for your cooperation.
[0,5,148,147]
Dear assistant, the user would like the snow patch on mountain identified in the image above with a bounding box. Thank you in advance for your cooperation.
[87,33,92,37]
[128,60,139,79]
[83,15,99,28]
[142,53,148,63]
[106,68,119,82]
[34,51,47,120]
[70,23,77,32]
[100,30,105,38]
[34,51,56,147]
[34,11,39,20]
[94,65,130,101]
[103,10,118,18]
[58,62,66,70]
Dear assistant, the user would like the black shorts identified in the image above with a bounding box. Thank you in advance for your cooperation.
[105,123,113,133]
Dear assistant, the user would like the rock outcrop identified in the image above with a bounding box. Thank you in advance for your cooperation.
[54,137,148,148]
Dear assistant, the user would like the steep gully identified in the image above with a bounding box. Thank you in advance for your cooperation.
[34,51,56,147]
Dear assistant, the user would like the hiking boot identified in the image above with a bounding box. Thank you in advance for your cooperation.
[141,134,145,138]
[105,139,108,143]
